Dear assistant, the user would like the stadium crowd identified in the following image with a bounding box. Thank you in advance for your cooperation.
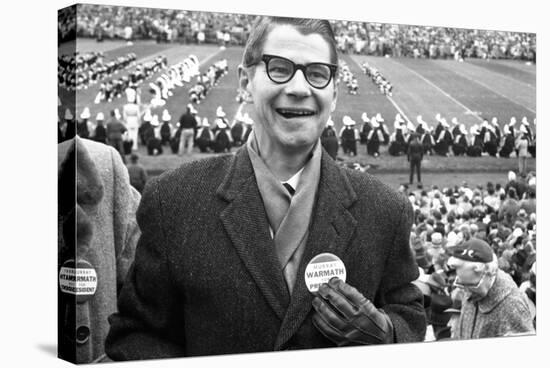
[332,22,536,61]
[59,5,535,62]
[402,172,536,340]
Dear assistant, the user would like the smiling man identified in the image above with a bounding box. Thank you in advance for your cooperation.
[106,16,425,360]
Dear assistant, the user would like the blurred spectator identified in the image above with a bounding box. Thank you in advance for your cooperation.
[126,153,148,193]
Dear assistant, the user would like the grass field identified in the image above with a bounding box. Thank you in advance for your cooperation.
[60,39,536,188]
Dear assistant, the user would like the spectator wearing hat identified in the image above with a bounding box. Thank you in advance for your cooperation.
[93,112,107,144]
[407,133,423,185]
[447,239,534,339]
[178,104,198,155]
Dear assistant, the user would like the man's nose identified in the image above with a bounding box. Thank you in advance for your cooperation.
[284,69,311,97]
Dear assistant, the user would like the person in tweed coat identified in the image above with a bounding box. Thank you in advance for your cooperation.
[58,136,141,363]
[106,16,425,360]
[448,239,534,339]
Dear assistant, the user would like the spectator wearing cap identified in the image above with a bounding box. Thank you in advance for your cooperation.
[447,239,534,339]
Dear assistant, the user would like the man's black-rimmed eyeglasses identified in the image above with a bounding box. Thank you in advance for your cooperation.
[251,54,338,89]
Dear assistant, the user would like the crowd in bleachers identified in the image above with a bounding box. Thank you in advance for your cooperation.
[59,5,536,63]
[332,21,536,61]
[68,4,253,45]
[401,172,536,340]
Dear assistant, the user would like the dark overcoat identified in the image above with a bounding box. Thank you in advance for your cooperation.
[106,146,426,359]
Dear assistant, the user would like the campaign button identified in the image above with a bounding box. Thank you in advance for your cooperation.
[304,253,346,293]
[76,325,90,345]
[59,259,98,303]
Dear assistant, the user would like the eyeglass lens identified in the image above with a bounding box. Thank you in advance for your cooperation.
[266,57,332,88]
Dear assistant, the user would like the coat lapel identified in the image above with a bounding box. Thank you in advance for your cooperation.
[217,148,290,321]
[274,151,358,350]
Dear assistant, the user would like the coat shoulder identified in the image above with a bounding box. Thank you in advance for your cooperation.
[341,166,410,213]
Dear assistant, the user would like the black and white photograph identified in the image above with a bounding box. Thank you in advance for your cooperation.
[3,1,547,368]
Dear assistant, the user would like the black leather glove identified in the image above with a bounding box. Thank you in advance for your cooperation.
[312,277,394,346]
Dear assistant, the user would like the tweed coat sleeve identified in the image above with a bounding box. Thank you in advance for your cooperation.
[375,198,426,343]
[105,177,187,360]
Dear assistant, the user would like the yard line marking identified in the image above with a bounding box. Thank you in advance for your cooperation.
[390,59,484,123]
[444,67,536,114]
[348,56,413,126]
[386,95,413,126]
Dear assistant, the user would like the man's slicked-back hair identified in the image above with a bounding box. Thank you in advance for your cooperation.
[242,16,338,68]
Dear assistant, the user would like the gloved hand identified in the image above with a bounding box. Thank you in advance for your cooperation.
[312,277,394,346]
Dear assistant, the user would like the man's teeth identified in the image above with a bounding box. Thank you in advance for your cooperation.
[278,109,314,117]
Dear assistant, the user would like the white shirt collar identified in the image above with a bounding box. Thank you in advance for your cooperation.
[281,166,304,193]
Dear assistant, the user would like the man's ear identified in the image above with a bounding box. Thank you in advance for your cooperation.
[238,65,253,103]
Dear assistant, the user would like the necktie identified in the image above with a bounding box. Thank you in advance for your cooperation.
[283,183,295,196]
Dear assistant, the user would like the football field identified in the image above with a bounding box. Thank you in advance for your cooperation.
[59,39,536,186]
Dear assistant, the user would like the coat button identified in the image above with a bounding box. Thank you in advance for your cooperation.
[76,325,90,345]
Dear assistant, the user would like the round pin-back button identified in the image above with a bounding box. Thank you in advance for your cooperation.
[59,259,98,303]
[304,253,346,293]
